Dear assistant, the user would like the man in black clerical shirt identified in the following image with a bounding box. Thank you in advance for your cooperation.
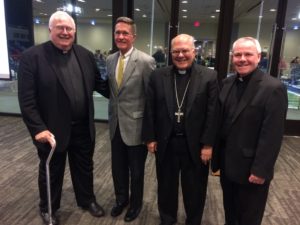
[18,11,108,225]
[142,34,219,225]
[212,37,288,225]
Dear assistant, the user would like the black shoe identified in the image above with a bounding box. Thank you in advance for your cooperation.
[82,201,105,217]
[124,206,141,222]
[40,211,59,225]
[111,201,128,217]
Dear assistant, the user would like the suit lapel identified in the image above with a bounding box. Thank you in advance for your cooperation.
[231,70,263,123]
[220,76,235,106]
[43,42,72,101]
[186,64,201,117]
[163,68,174,120]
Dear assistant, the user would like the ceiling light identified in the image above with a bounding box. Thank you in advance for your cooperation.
[34,0,43,2]
[293,25,299,30]
[270,9,276,12]
[182,1,188,3]
[135,8,141,11]
[211,15,216,18]
[58,4,82,15]
[291,18,297,21]
[182,15,187,18]
[216,9,220,13]
[142,14,147,18]
[95,8,100,12]
[182,9,187,12]
[90,20,95,26]
[78,0,86,2]
[107,14,112,17]
[298,12,300,19]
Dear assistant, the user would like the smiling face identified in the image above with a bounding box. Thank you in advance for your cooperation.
[49,12,76,52]
[114,22,136,55]
[171,34,196,70]
[232,39,261,76]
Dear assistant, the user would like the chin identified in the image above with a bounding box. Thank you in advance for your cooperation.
[175,64,188,70]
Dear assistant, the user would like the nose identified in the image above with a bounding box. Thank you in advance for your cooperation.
[240,54,246,61]
[178,51,184,56]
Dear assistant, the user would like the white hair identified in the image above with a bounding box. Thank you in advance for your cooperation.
[48,11,75,30]
[171,34,195,49]
[232,37,262,53]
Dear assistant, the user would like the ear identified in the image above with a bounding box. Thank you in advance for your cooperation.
[257,52,261,62]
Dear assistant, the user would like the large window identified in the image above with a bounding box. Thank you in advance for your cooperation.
[179,0,221,69]
[279,0,300,120]
[133,0,170,68]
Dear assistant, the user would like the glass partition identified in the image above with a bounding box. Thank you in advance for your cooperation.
[279,0,300,120]
[179,0,221,69]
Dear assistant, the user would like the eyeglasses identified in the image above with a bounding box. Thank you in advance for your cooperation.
[171,49,194,55]
[54,25,74,32]
[114,31,133,37]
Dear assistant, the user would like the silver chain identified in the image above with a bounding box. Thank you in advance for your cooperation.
[174,75,191,112]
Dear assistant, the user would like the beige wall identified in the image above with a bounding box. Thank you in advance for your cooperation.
[283,29,300,62]
[237,21,274,52]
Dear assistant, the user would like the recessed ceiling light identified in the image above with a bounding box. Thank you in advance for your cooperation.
[291,17,297,21]
[216,9,220,13]
[293,25,299,30]
[107,14,112,17]
[142,14,147,18]
[270,9,276,12]
[182,15,187,18]
[182,9,188,12]
[182,1,188,3]
[95,8,100,12]
[78,0,86,2]
[135,8,141,12]
[211,15,216,18]
[34,0,43,2]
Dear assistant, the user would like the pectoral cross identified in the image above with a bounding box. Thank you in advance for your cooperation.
[175,108,184,123]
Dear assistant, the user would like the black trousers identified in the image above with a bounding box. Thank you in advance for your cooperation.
[156,136,209,225]
[111,125,147,209]
[220,172,270,225]
[38,122,96,213]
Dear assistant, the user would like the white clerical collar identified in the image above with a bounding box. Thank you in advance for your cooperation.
[178,70,186,75]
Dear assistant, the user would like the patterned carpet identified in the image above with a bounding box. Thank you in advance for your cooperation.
[0,116,299,225]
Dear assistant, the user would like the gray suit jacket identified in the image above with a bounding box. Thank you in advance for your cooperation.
[106,48,156,146]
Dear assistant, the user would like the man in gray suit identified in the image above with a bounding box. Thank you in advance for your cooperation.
[105,17,156,222]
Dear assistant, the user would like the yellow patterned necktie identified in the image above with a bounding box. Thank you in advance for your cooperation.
[117,55,125,87]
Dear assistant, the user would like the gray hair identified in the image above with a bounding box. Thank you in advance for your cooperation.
[171,34,195,50]
[232,37,262,53]
[116,17,137,35]
[48,11,75,30]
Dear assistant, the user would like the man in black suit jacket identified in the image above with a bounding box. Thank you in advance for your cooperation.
[212,37,288,225]
[142,34,219,225]
[18,11,108,225]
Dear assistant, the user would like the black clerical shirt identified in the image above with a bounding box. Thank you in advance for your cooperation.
[52,44,88,121]
[172,67,191,136]
[221,71,253,139]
